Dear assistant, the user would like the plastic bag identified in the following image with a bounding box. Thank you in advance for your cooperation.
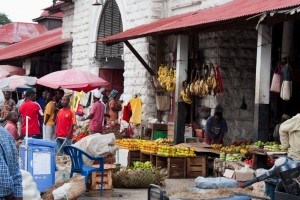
[195,177,238,189]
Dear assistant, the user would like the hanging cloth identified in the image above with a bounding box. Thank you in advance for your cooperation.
[215,66,224,94]
[129,98,142,125]
[122,103,132,122]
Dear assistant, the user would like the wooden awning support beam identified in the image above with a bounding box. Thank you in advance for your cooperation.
[124,41,155,76]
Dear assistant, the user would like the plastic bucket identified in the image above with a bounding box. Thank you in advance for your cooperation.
[154,131,167,140]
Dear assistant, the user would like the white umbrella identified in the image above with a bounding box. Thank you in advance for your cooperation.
[0,75,37,91]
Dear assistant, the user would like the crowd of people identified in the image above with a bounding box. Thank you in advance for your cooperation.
[0,88,121,153]
[0,87,122,199]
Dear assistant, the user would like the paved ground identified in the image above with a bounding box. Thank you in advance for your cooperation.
[77,178,196,200]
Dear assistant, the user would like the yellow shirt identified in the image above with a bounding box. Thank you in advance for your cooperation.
[129,98,142,125]
[44,101,55,127]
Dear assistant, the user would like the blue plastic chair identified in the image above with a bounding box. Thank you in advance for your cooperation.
[63,145,105,196]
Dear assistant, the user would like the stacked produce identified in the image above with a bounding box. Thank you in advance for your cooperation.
[212,144,250,155]
[115,139,143,150]
[157,64,176,92]
[133,161,153,170]
[140,141,158,154]
[157,145,196,157]
[219,152,242,161]
[112,161,166,188]
[73,124,89,142]
[253,141,287,151]
[155,138,174,145]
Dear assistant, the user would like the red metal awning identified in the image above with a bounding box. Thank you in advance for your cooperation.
[0,28,71,61]
[98,0,300,44]
[0,22,48,44]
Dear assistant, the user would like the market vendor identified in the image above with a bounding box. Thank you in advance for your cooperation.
[204,111,228,145]
[107,89,119,125]
[81,90,105,134]
[279,113,300,160]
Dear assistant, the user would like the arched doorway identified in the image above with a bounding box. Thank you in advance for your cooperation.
[96,0,124,96]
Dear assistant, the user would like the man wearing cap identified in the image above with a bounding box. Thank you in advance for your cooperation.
[273,114,290,143]
[279,114,300,160]
[81,90,105,134]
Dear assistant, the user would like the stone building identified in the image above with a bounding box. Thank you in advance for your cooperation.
[54,0,300,144]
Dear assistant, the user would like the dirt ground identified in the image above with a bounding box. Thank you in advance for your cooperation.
[77,178,268,200]
[77,178,196,200]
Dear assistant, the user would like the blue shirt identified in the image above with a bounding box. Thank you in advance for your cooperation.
[0,127,23,198]
[205,116,228,139]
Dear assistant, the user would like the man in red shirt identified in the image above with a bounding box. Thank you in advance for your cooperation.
[20,90,43,138]
[81,90,105,134]
[56,96,76,155]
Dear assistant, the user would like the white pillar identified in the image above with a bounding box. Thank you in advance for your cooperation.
[255,25,272,105]
[175,35,189,101]
[254,24,272,142]
[174,34,189,144]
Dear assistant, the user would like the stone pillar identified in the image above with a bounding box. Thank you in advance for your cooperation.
[254,25,272,142]
[174,35,188,144]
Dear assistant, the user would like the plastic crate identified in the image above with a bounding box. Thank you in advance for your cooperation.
[154,131,167,140]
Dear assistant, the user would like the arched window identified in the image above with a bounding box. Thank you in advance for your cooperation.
[96,0,123,62]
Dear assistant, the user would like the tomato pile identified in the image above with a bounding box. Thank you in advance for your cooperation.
[244,158,253,166]
[73,132,89,142]
[267,157,275,165]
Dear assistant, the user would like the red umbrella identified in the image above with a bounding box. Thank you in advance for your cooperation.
[37,69,109,92]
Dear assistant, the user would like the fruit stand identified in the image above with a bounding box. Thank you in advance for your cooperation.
[210,140,288,176]
[115,138,208,178]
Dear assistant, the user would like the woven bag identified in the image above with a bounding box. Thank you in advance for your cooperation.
[270,64,282,93]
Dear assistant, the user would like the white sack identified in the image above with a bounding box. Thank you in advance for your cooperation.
[52,183,71,200]
[21,169,42,200]
[73,133,117,165]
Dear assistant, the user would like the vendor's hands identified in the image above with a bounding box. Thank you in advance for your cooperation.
[80,117,86,121]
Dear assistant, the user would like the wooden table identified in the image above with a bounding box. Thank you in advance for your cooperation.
[251,150,287,170]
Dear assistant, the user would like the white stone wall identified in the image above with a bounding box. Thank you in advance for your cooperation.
[60,0,235,124]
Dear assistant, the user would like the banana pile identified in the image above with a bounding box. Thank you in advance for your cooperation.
[180,83,193,104]
[157,64,176,92]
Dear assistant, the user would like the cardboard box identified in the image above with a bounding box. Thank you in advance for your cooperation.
[223,169,235,179]
[184,126,193,137]
[234,168,255,181]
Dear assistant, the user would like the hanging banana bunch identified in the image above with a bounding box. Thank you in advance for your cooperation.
[180,82,193,104]
[157,64,176,92]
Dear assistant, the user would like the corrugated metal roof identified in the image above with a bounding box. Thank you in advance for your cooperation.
[99,0,300,43]
[0,28,71,61]
[0,22,48,44]
[33,10,63,22]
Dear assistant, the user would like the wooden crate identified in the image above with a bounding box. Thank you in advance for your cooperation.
[186,156,207,178]
[128,150,140,167]
[167,157,186,178]
[88,164,116,190]
[140,151,151,162]
[156,155,168,169]
[156,155,186,178]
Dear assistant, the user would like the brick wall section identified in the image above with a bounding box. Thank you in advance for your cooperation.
[197,30,257,144]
